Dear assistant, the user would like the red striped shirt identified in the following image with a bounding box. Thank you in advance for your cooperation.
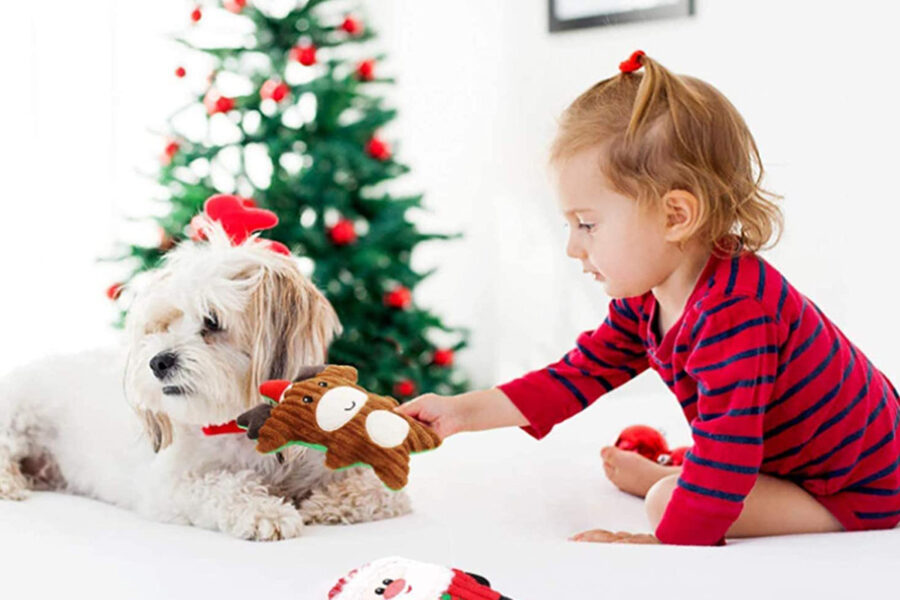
[498,250,900,545]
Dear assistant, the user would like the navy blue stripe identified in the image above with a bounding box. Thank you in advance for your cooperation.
[613,299,640,323]
[697,374,776,397]
[765,337,840,413]
[763,444,803,464]
[648,353,673,371]
[777,274,788,319]
[692,426,763,445]
[764,350,856,440]
[680,392,698,409]
[563,354,613,392]
[604,316,643,346]
[776,321,823,377]
[685,450,759,474]
[699,405,765,421]
[690,296,748,340]
[602,341,645,359]
[851,454,900,489]
[696,315,774,349]
[547,368,589,409]
[847,485,900,496]
[691,345,779,375]
[854,508,900,520]
[678,478,745,502]
[577,342,638,378]
[788,298,808,335]
[755,255,766,302]
[724,256,739,296]
[790,394,886,473]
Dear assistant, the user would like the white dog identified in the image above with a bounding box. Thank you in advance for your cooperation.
[0,220,410,540]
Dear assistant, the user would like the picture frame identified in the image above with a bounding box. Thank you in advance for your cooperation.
[549,0,694,33]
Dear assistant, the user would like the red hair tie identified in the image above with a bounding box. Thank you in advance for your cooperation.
[619,49,645,73]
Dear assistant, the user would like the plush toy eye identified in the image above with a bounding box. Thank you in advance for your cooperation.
[318,381,328,387]
[382,579,392,585]
[302,396,313,403]
[374,589,384,595]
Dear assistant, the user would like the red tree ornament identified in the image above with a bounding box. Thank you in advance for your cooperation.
[384,286,412,309]
[328,219,357,245]
[161,140,179,165]
[432,349,454,367]
[223,0,247,14]
[614,424,688,466]
[355,59,375,81]
[175,66,186,78]
[260,79,289,102]
[290,44,317,66]
[190,7,202,22]
[106,283,124,301]
[394,379,416,397]
[341,16,363,35]
[366,136,391,161]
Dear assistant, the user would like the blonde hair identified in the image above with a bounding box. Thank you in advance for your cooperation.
[550,52,783,257]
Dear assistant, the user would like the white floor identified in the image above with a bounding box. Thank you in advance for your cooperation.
[2,392,897,599]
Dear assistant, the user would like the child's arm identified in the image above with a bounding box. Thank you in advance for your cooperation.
[393,387,528,440]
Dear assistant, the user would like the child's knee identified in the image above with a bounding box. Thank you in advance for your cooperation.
[644,473,679,528]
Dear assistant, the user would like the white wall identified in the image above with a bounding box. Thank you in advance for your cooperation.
[1,1,898,400]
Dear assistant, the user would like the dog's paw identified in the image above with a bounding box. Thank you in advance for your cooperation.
[298,470,413,525]
[0,469,30,501]
[225,497,305,541]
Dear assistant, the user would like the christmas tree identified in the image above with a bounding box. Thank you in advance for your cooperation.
[105,0,469,399]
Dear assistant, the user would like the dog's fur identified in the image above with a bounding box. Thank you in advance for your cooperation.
[0,220,410,540]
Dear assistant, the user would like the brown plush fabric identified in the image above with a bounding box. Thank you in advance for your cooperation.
[237,365,441,490]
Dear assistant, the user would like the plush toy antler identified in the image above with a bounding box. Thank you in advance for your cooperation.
[189,194,290,255]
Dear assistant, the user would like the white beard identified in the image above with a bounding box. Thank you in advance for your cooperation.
[0,222,411,540]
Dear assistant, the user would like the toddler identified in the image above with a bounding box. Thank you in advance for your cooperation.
[395,50,900,546]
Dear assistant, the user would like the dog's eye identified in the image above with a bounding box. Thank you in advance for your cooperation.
[202,313,222,333]
[318,381,328,388]
[302,396,313,403]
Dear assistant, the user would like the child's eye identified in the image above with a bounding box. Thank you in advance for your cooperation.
[578,223,596,232]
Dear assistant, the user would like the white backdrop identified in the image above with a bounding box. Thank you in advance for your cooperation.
[1,0,898,403]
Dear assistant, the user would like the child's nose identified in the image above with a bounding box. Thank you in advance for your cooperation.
[566,233,585,260]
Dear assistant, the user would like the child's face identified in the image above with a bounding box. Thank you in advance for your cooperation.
[555,146,676,299]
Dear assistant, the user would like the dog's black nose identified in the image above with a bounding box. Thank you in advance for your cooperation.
[149,351,178,380]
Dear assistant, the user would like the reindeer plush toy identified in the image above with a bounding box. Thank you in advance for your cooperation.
[236,365,441,491]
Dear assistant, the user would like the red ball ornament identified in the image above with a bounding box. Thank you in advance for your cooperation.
[190,7,202,22]
[328,219,357,245]
[215,96,235,113]
[365,136,391,161]
[394,379,416,397]
[260,79,289,102]
[384,286,412,309]
[161,140,180,165]
[106,283,124,301]
[355,59,375,81]
[290,44,317,66]
[614,425,668,462]
[341,16,364,35]
[223,0,247,13]
[432,349,454,367]
[175,66,186,78]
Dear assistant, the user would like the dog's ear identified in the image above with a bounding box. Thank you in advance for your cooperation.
[137,409,173,453]
[246,261,342,405]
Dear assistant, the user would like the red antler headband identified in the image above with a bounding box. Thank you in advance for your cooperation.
[619,49,645,73]
[189,194,290,255]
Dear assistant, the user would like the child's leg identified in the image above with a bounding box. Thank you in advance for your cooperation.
[601,446,680,498]
[645,473,844,537]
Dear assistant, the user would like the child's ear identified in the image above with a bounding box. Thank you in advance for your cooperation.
[324,365,359,383]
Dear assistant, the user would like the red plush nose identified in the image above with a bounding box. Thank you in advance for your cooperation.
[383,579,407,599]
[259,379,291,403]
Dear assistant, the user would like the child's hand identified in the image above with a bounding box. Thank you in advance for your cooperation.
[569,529,660,544]
[393,393,468,441]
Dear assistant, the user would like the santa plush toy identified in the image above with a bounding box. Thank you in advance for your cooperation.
[327,556,514,600]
